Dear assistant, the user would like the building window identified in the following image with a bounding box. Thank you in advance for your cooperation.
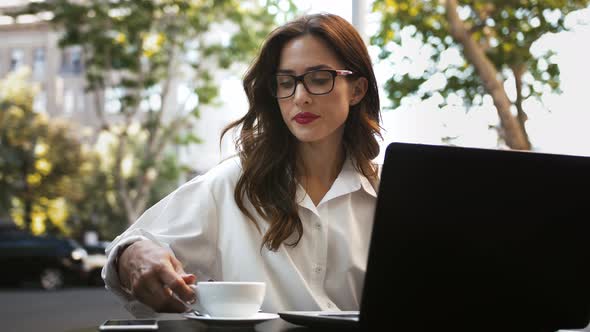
[76,89,85,113]
[71,48,82,73]
[10,48,25,71]
[33,47,46,78]
[64,88,75,114]
[33,89,47,114]
[61,46,83,74]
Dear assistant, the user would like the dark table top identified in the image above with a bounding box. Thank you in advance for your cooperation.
[68,317,358,332]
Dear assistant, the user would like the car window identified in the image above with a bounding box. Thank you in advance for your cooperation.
[0,230,61,256]
[0,229,35,241]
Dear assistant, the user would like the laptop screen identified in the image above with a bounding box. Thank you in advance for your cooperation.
[361,142,590,332]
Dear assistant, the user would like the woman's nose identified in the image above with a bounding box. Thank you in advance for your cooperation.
[293,81,311,104]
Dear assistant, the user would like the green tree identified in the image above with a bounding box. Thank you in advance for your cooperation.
[24,0,296,225]
[0,68,87,235]
[67,124,187,240]
[372,0,590,150]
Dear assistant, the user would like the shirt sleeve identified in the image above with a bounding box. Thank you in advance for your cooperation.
[101,173,220,316]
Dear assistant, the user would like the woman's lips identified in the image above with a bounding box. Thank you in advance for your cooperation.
[293,112,320,124]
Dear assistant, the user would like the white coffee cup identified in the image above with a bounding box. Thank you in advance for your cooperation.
[189,281,266,318]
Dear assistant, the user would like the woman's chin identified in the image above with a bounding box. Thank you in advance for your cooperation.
[292,133,322,144]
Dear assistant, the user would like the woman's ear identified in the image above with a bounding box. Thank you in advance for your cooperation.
[350,77,368,106]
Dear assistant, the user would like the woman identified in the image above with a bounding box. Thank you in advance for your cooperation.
[102,12,382,315]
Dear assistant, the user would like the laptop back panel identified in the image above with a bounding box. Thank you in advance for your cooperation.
[360,142,590,331]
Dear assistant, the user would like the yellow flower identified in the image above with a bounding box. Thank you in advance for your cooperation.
[0,67,38,106]
[27,173,42,186]
[7,105,25,118]
[10,210,25,228]
[35,159,53,175]
[385,0,397,9]
[47,198,70,234]
[34,142,49,157]
[142,33,165,58]
[10,198,25,227]
[115,32,127,44]
[386,30,395,42]
[11,197,23,208]
[31,210,47,235]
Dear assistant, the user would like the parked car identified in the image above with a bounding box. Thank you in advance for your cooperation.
[0,225,88,290]
[82,241,109,286]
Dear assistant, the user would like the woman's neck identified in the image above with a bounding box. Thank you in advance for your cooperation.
[296,141,346,205]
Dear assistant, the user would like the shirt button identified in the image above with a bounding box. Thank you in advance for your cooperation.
[314,266,322,273]
[314,223,321,230]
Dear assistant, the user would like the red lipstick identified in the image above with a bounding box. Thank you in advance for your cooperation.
[293,112,320,124]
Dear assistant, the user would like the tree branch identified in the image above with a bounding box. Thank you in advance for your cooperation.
[445,0,530,150]
[113,125,134,224]
[511,64,530,141]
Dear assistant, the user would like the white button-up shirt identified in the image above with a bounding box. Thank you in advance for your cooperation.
[102,156,378,316]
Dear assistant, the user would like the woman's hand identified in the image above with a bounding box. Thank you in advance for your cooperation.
[118,240,197,312]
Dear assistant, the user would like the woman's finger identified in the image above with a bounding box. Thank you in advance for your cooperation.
[138,275,187,313]
[166,255,197,303]
[160,260,196,304]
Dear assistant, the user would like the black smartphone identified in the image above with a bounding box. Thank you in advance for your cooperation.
[99,319,158,330]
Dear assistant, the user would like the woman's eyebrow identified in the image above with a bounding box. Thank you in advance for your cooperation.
[276,64,333,74]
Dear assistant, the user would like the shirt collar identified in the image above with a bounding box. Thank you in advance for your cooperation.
[295,157,377,212]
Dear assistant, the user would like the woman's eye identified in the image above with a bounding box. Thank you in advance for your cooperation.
[278,81,294,88]
[311,78,330,85]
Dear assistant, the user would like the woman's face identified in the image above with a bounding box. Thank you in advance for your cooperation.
[276,35,363,146]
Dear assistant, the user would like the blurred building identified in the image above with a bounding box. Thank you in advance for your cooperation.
[0,1,227,182]
[0,1,104,131]
[0,1,364,174]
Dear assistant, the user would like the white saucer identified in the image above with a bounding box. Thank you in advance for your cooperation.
[184,312,279,324]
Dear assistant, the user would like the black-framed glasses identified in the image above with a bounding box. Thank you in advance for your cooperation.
[271,69,354,99]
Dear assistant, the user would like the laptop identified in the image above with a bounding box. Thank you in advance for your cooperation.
[279,142,590,331]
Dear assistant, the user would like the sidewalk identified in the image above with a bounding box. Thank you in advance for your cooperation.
[0,287,133,332]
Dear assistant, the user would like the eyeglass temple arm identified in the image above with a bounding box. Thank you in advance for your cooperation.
[335,70,353,76]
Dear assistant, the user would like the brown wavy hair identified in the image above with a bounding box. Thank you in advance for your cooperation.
[221,13,382,251]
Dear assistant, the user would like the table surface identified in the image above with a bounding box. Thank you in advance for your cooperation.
[68,317,359,332]
[65,316,590,332]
